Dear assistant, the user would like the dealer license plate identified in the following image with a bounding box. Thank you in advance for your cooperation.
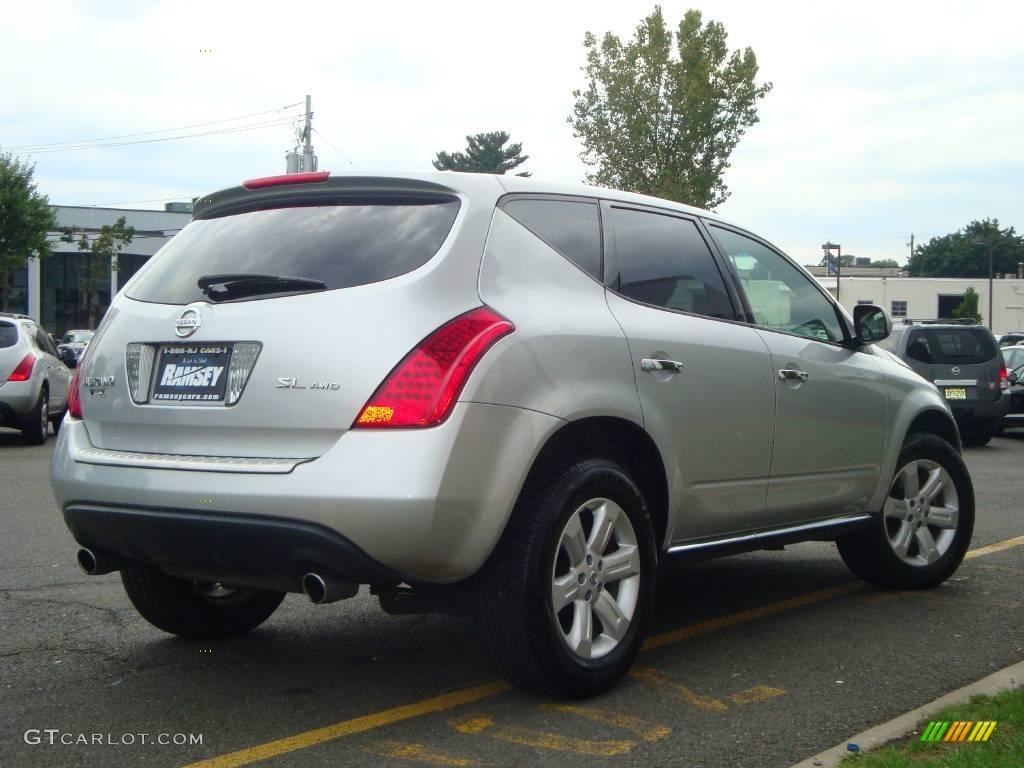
[152,344,233,402]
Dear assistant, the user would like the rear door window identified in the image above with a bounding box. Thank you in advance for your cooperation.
[501,198,602,280]
[127,199,461,305]
[0,322,17,348]
[609,207,735,320]
[905,329,997,364]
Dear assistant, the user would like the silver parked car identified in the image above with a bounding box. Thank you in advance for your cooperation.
[0,313,70,444]
[51,172,975,697]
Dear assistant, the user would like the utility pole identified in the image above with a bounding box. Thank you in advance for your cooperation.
[285,94,317,173]
[908,233,914,264]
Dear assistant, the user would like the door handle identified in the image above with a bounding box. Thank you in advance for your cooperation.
[778,368,809,382]
[641,359,684,373]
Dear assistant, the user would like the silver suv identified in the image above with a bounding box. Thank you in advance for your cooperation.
[1,313,70,444]
[51,172,975,697]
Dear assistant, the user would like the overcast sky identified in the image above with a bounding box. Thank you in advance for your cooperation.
[3,0,1022,265]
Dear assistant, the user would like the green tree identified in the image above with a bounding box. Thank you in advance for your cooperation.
[871,259,900,269]
[0,154,57,312]
[569,7,772,209]
[952,287,982,323]
[61,216,134,329]
[432,131,531,176]
[908,219,1024,277]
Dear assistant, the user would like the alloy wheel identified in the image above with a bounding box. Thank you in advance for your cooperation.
[550,498,641,660]
[884,459,959,567]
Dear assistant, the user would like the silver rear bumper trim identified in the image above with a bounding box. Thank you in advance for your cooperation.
[72,446,309,474]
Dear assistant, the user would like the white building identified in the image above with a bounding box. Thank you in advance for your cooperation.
[815,275,1024,334]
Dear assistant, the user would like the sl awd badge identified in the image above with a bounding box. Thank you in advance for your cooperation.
[276,377,340,391]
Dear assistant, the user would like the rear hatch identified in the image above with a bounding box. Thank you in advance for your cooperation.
[0,321,24,382]
[78,175,487,458]
[902,326,1002,405]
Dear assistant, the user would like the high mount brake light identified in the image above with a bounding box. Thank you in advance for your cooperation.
[7,353,35,382]
[353,307,514,429]
[241,171,330,190]
[68,367,83,419]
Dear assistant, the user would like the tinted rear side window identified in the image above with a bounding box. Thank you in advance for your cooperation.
[610,207,734,319]
[905,329,998,365]
[127,199,461,305]
[0,323,17,348]
[502,198,601,279]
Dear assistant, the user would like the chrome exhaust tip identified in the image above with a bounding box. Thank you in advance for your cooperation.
[302,572,357,604]
[76,548,120,575]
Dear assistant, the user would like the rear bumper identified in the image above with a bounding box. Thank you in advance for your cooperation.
[950,395,1010,427]
[0,382,36,425]
[51,402,563,583]
[65,505,400,593]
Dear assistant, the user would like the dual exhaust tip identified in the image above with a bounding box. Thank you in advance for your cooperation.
[301,572,358,604]
[78,549,356,605]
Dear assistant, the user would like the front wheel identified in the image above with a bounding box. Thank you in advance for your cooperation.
[121,562,285,638]
[837,434,974,589]
[475,458,657,698]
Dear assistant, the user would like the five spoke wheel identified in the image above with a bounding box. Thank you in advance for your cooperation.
[551,498,641,660]
[884,459,959,567]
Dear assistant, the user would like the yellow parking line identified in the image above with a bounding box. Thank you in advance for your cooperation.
[183,682,509,768]
[964,534,1024,559]
[540,703,672,741]
[183,534,1024,768]
[449,713,635,757]
[629,668,730,714]
[728,685,786,705]
[364,740,476,767]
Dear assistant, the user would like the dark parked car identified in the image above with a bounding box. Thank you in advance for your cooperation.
[57,330,94,368]
[879,320,1009,446]
[1000,344,1024,432]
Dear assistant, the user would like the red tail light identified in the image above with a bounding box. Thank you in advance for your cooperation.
[7,353,35,382]
[999,361,1009,391]
[242,171,330,190]
[68,367,83,419]
[353,307,514,429]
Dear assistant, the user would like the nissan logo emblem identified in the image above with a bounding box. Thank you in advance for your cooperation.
[174,308,202,338]
[951,366,960,375]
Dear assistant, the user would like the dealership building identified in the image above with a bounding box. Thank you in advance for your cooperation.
[8,204,191,336]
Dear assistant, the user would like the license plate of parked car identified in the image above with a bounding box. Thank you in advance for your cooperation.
[943,387,967,400]
[152,344,232,402]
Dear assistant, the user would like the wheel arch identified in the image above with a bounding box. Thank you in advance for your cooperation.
[905,408,961,453]
[524,416,669,552]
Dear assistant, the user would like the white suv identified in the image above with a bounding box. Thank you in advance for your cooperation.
[51,172,974,696]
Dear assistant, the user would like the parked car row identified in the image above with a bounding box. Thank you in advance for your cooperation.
[999,343,1024,432]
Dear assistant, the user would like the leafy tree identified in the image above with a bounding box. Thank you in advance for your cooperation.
[61,216,134,329]
[871,259,900,269]
[952,287,982,323]
[569,7,772,209]
[0,153,57,312]
[432,131,530,176]
[908,219,1024,278]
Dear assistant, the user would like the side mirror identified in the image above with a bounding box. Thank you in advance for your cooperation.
[853,304,892,344]
[1009,372,1019,385]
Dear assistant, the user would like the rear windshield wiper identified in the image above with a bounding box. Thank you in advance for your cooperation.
[198,273,327,301]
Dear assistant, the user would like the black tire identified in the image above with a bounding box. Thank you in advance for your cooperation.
[837,434,974,590]
[21,388,49,445]
[961,425,992,447]
[475,457,657,698]
[121,562,285,638]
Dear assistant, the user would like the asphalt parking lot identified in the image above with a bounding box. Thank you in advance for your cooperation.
[1,431,1022,768]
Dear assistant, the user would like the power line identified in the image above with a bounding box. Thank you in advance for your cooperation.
[7,102,304,151]
[22,117,301,154]
[312,127,357,167]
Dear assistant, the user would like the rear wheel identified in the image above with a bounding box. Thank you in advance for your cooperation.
[961,425,993,447]
[837,434,974,589]
[475,457,656,698]
[21,388,49,445]
[121,562,285,638]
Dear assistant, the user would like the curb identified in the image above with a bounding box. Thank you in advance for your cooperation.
[790,659,1024,768]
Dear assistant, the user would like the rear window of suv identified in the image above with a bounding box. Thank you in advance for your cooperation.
[0,322,17,348]
[905,328,998,365]
[126,199,461,305]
